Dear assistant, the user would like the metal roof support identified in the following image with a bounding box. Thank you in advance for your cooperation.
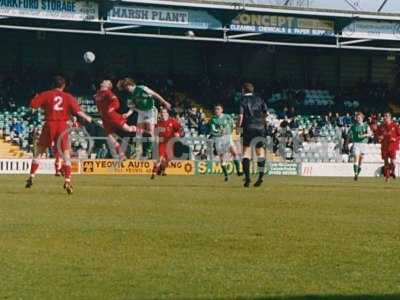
[0,24,104,35]
[0,23,400,52]
[104,31,400,52]
[340,39,372,46]
[344,0,360,11]
[103,24,141,31]
[228,32,262,39]
[378,0,389,12]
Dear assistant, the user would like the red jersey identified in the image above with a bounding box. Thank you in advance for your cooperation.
[157,117,181,143]
[377,122,400,151]
[95,89,120,118]
[30,89,81,122]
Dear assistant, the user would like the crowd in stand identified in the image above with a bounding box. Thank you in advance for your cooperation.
[266,111,391,158]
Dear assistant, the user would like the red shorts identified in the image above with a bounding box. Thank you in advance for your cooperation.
[38,121,70,152]
[158,142,174,160]
[159,143,168,159]
[382,148,397,160]
[102,112,126,135]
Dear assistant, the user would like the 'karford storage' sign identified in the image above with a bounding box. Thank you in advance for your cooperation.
[0,0,98,21]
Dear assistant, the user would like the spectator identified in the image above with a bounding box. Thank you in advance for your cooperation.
[96,143,110,159]
[187,107,200,129]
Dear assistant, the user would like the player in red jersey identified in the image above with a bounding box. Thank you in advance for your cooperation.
[95,80,137,160]
[25,76,92,194]
[151,108,182,179]
[377,112,400,181]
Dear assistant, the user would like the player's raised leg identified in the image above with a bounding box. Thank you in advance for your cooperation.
[107,133,126,161]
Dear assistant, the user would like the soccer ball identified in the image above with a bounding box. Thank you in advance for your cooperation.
[83,51,96,63]
[185,30,195,37]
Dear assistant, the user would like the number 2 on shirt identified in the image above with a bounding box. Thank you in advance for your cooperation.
[54,96,63,111]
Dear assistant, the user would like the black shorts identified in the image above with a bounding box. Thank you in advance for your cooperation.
[242,128,267,148]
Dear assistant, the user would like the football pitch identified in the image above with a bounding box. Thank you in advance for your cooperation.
[0,175,399,300]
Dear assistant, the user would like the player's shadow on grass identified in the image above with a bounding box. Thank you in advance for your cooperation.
[182,295,400,300]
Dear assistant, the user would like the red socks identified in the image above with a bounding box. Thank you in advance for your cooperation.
[30,160,39,176]
[390,163,395,178]
[63,164,72,182]
[114,142,122,155]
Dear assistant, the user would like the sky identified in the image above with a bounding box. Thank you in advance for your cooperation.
[241,0,400,14]
[307,0,400,13]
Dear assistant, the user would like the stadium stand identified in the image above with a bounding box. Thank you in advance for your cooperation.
[1,99,397,163]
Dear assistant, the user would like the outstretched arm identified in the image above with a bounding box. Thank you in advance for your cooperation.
[364,126,373,138]
[237,114,243,128]
[145,87,171,110]
[77,111,92,123]
[122,109,134,119]
[70,96,92,123]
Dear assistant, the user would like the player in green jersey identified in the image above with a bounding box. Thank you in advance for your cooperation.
[349,112,372,181]
[210,104,242,181]
[117,78,171,158]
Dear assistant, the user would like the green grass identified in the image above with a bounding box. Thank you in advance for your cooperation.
[0,175,399,300]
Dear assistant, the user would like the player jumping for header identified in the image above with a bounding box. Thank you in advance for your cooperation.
[95,80,137,160]
[210,104,242,181]
[26,75,92,194]
[117,78,171,158]
[349,112,372,181]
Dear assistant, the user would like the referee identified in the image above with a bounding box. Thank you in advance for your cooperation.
[237,83,268,187]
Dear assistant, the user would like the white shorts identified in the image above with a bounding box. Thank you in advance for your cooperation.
[352,143,367,156]
[137,108,157,125]
[214,135,234,156]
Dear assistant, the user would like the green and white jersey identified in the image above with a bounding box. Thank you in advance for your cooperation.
[210,113,234,137]
[349,122,370,143]
[127,85,155,111]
